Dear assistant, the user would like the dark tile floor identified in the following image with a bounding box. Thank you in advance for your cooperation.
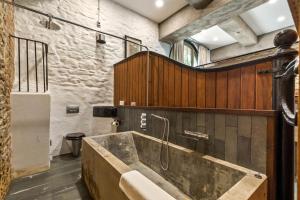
[5,154,92,200]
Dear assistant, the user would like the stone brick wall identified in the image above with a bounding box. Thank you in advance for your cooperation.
[0,0,14,199]
[14,0,168,156]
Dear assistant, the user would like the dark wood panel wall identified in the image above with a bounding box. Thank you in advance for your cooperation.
[114,52,273,110]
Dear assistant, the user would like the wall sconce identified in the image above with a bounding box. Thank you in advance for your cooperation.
[96,33,106,44]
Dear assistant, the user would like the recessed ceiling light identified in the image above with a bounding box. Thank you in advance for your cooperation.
[277,16,286,22]
[268,0,277,4]
[213,37,219,41]
[155,0,164,8]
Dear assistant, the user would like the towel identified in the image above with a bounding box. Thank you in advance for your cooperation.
[119,170,176,200]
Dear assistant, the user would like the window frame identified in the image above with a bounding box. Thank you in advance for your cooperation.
[169,39,199,67]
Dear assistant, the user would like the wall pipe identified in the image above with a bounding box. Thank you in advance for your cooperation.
[3,0,151,106]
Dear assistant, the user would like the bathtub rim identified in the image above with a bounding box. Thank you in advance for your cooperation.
[83,131,267,200]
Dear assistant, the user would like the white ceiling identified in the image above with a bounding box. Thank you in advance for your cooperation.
[240,0,294,35]
[112,0,188,23]
[112,0,295,49]
[192,26,236,50]
[192,0,295,49]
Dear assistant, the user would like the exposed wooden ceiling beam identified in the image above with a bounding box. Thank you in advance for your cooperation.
[159,0,268,43]
[219,16,258,46]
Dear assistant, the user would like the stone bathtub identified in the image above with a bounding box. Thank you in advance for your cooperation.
[82,131,267,200]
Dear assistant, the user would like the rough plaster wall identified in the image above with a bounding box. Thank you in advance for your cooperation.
[14,0,166,156]
[210,26,297,61]
[0,1,14,198]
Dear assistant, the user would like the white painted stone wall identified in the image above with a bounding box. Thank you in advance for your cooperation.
[14,0,167,156]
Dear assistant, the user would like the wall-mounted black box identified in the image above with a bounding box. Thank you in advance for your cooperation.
[93,106,117,118]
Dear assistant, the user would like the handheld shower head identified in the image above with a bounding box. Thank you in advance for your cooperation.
[151,113,170,171]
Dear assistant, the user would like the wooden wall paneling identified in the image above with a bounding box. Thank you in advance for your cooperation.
[139,56,144,106]
[120,62,126,104]
[241,66,256,109]
[132,58,137,105]
[114,53,278,110]
[163,60,169,107]
[118,63,123,106]
[141,54,147,106]
[288,0,299,30]
[205,72,216,108]
[136,56,142,106]
[132,57,138,105]
[119,63,124,105]
[130,58,134,105]
[182,67,189,107]
[127,59,132,105]
[256,62,273,110]
[158,57,164,107]
[168,62,175,107]
[133,57,138,105]
[174,64,182,107]
[114,64,118,106]
[227,68,241,109]
[266,117,277,200]
[145,54,155,106]
[216,71,228,108]
[196,72,206,108]
[152,55,159,106]
[189,69,197,107]
[137,56,145,106]
[117,64,121,105]
[124,61,129,105]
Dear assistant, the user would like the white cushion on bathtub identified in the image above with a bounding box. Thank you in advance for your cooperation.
[119,170,176,200]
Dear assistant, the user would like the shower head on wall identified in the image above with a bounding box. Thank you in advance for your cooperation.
[40,16,61,31]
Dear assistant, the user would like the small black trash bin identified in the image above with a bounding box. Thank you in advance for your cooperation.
[66,132,85,157]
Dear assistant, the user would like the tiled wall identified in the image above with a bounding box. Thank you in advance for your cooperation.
[117,107,268,174]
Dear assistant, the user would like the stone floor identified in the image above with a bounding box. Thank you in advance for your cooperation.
[5,154,92,200]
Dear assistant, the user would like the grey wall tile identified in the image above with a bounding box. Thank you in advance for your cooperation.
[205,113,215,155]
[251,116,267,174]
[215,114,226,140]
[182,112,197,132]
[165,111,177,144]
[116,107,125,132]
[214,139,225,159]
[196,126,205,133]
[196,140,208,154]
[205,113,215,136]
[197,113,205,127]
[120,108,266,175]
[237,136,251,168]
[150,110,166,139]
[128,108,135,131]
[226,115,237,127]
[238,116,251,137]
[134,109,143,132]
[225,127,237,163]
